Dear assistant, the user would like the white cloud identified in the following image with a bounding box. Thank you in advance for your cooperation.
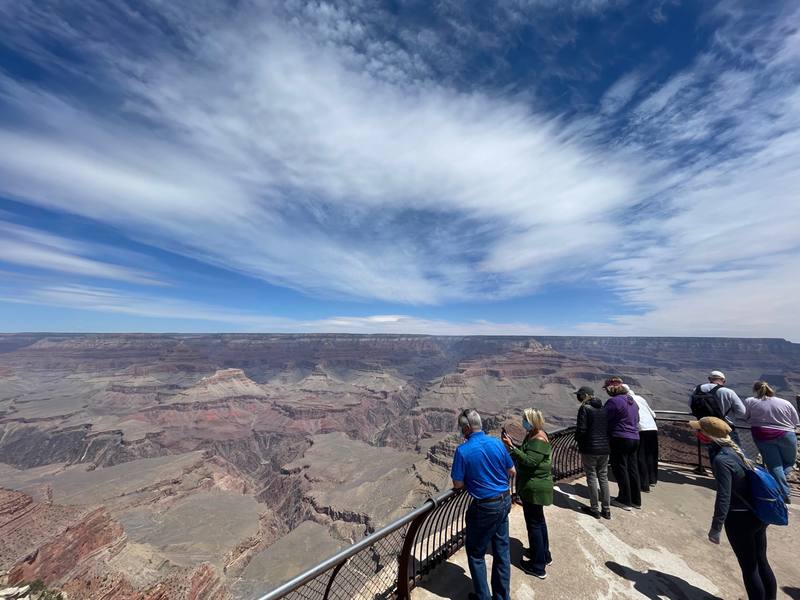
[0,1,638,305]
[590,1,800,340]
[0,222,161,285]
[0,0,798,340]
[0,284,558,335]
[600,72,643,114]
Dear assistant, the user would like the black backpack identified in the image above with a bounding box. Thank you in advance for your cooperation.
[690,384,728,419]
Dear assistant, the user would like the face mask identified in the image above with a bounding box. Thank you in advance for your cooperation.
[522,419,532,431]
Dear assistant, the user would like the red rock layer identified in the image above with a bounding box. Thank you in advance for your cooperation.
[0,488,231,600]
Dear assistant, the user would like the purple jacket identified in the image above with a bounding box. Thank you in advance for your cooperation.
[605,394,640,440]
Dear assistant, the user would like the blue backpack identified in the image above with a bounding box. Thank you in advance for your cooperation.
[741,465,789,526]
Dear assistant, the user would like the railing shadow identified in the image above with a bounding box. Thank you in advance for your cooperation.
[656,465,717,491]
[605,561,724,600]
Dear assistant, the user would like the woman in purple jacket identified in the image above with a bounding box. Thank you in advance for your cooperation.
[603,378,641,511]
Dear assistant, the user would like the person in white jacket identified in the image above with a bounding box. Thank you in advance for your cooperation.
[622,384,659,492]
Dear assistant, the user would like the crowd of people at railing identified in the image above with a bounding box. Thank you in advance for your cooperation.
[451,370,799,600]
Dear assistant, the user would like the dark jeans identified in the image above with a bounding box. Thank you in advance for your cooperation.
[724,510,777,600]
[610,437,641,507]
[465,494,511,600]
[637,430,659,491]
[521,500,551,576]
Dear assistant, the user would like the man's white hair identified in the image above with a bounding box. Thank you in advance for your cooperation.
[458,409,482,431]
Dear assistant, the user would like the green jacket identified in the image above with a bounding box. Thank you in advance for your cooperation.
[510,437,553,506]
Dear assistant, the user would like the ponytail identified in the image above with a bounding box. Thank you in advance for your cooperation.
[752,380,775,399]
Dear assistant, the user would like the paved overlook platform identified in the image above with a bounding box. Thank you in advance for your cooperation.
[413,464,800,600]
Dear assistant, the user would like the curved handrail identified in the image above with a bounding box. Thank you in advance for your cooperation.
[254,426,581,600]
[254,489,455,600]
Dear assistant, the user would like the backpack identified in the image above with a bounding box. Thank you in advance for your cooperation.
[690,384,727,419]
[738,465,789,526]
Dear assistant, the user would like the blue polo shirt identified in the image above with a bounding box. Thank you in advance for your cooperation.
[451,431,513,500]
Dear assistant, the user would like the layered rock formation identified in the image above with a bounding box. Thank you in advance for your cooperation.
[0,333,797,598]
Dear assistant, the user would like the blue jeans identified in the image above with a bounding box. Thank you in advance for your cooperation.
[521,500,551,576]
[755,431,797,500]
[465,494,511,600]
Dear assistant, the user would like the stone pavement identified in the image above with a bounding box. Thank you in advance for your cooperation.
[413,464,800,599]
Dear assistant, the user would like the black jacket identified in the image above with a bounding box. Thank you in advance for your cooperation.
[575,398,610,455]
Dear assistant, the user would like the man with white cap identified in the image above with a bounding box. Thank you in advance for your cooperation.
[690,370,746,446]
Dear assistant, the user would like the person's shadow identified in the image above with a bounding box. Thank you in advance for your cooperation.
[606,561,724,599]
[552,481,594,515]
[783,587,800,600]
[509,536,525,567]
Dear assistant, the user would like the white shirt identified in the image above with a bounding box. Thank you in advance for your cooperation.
[630,389,657,431]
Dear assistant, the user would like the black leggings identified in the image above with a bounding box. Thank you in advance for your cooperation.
[724,511,777,600]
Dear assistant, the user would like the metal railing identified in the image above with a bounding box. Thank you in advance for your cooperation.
[255,426,580,600]
[654,410,800,473]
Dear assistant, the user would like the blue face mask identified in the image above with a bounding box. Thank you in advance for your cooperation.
[522,419,532,431]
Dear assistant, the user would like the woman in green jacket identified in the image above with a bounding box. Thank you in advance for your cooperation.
[501,408,553,579]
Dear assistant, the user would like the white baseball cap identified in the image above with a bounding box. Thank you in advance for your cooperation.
[709,370,725,380]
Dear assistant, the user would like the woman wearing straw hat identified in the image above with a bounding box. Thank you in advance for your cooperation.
[690,416,777,600]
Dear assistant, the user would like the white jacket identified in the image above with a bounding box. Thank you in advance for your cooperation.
[630,389,657,431]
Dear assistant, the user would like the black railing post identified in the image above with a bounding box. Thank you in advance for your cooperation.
[322,559,348,600]
[693,436,707,475]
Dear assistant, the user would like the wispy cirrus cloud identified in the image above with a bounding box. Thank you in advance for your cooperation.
[0,1,637,305]
[0,0,798,339]
[0,222,161,285]
[0,284,558,335]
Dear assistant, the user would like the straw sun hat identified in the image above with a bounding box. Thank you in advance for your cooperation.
[688,416,732,438]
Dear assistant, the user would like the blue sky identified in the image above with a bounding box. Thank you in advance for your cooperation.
[0,1,798,338]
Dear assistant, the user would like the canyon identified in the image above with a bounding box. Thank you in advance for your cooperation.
[0,334,798,599]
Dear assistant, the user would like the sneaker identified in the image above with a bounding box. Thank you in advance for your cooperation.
[611,499,632,511]
[521,559,547,579]
[546,558,553,566]
[632,504,642,510]
[601,508,612,520]
[580,505,601,519]
[524,548,531,559]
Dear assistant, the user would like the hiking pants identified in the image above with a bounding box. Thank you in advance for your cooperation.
[725,510,777,600]
[582,454,610,510]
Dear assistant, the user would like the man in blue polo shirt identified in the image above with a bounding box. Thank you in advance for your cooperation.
[451,409,515,600]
